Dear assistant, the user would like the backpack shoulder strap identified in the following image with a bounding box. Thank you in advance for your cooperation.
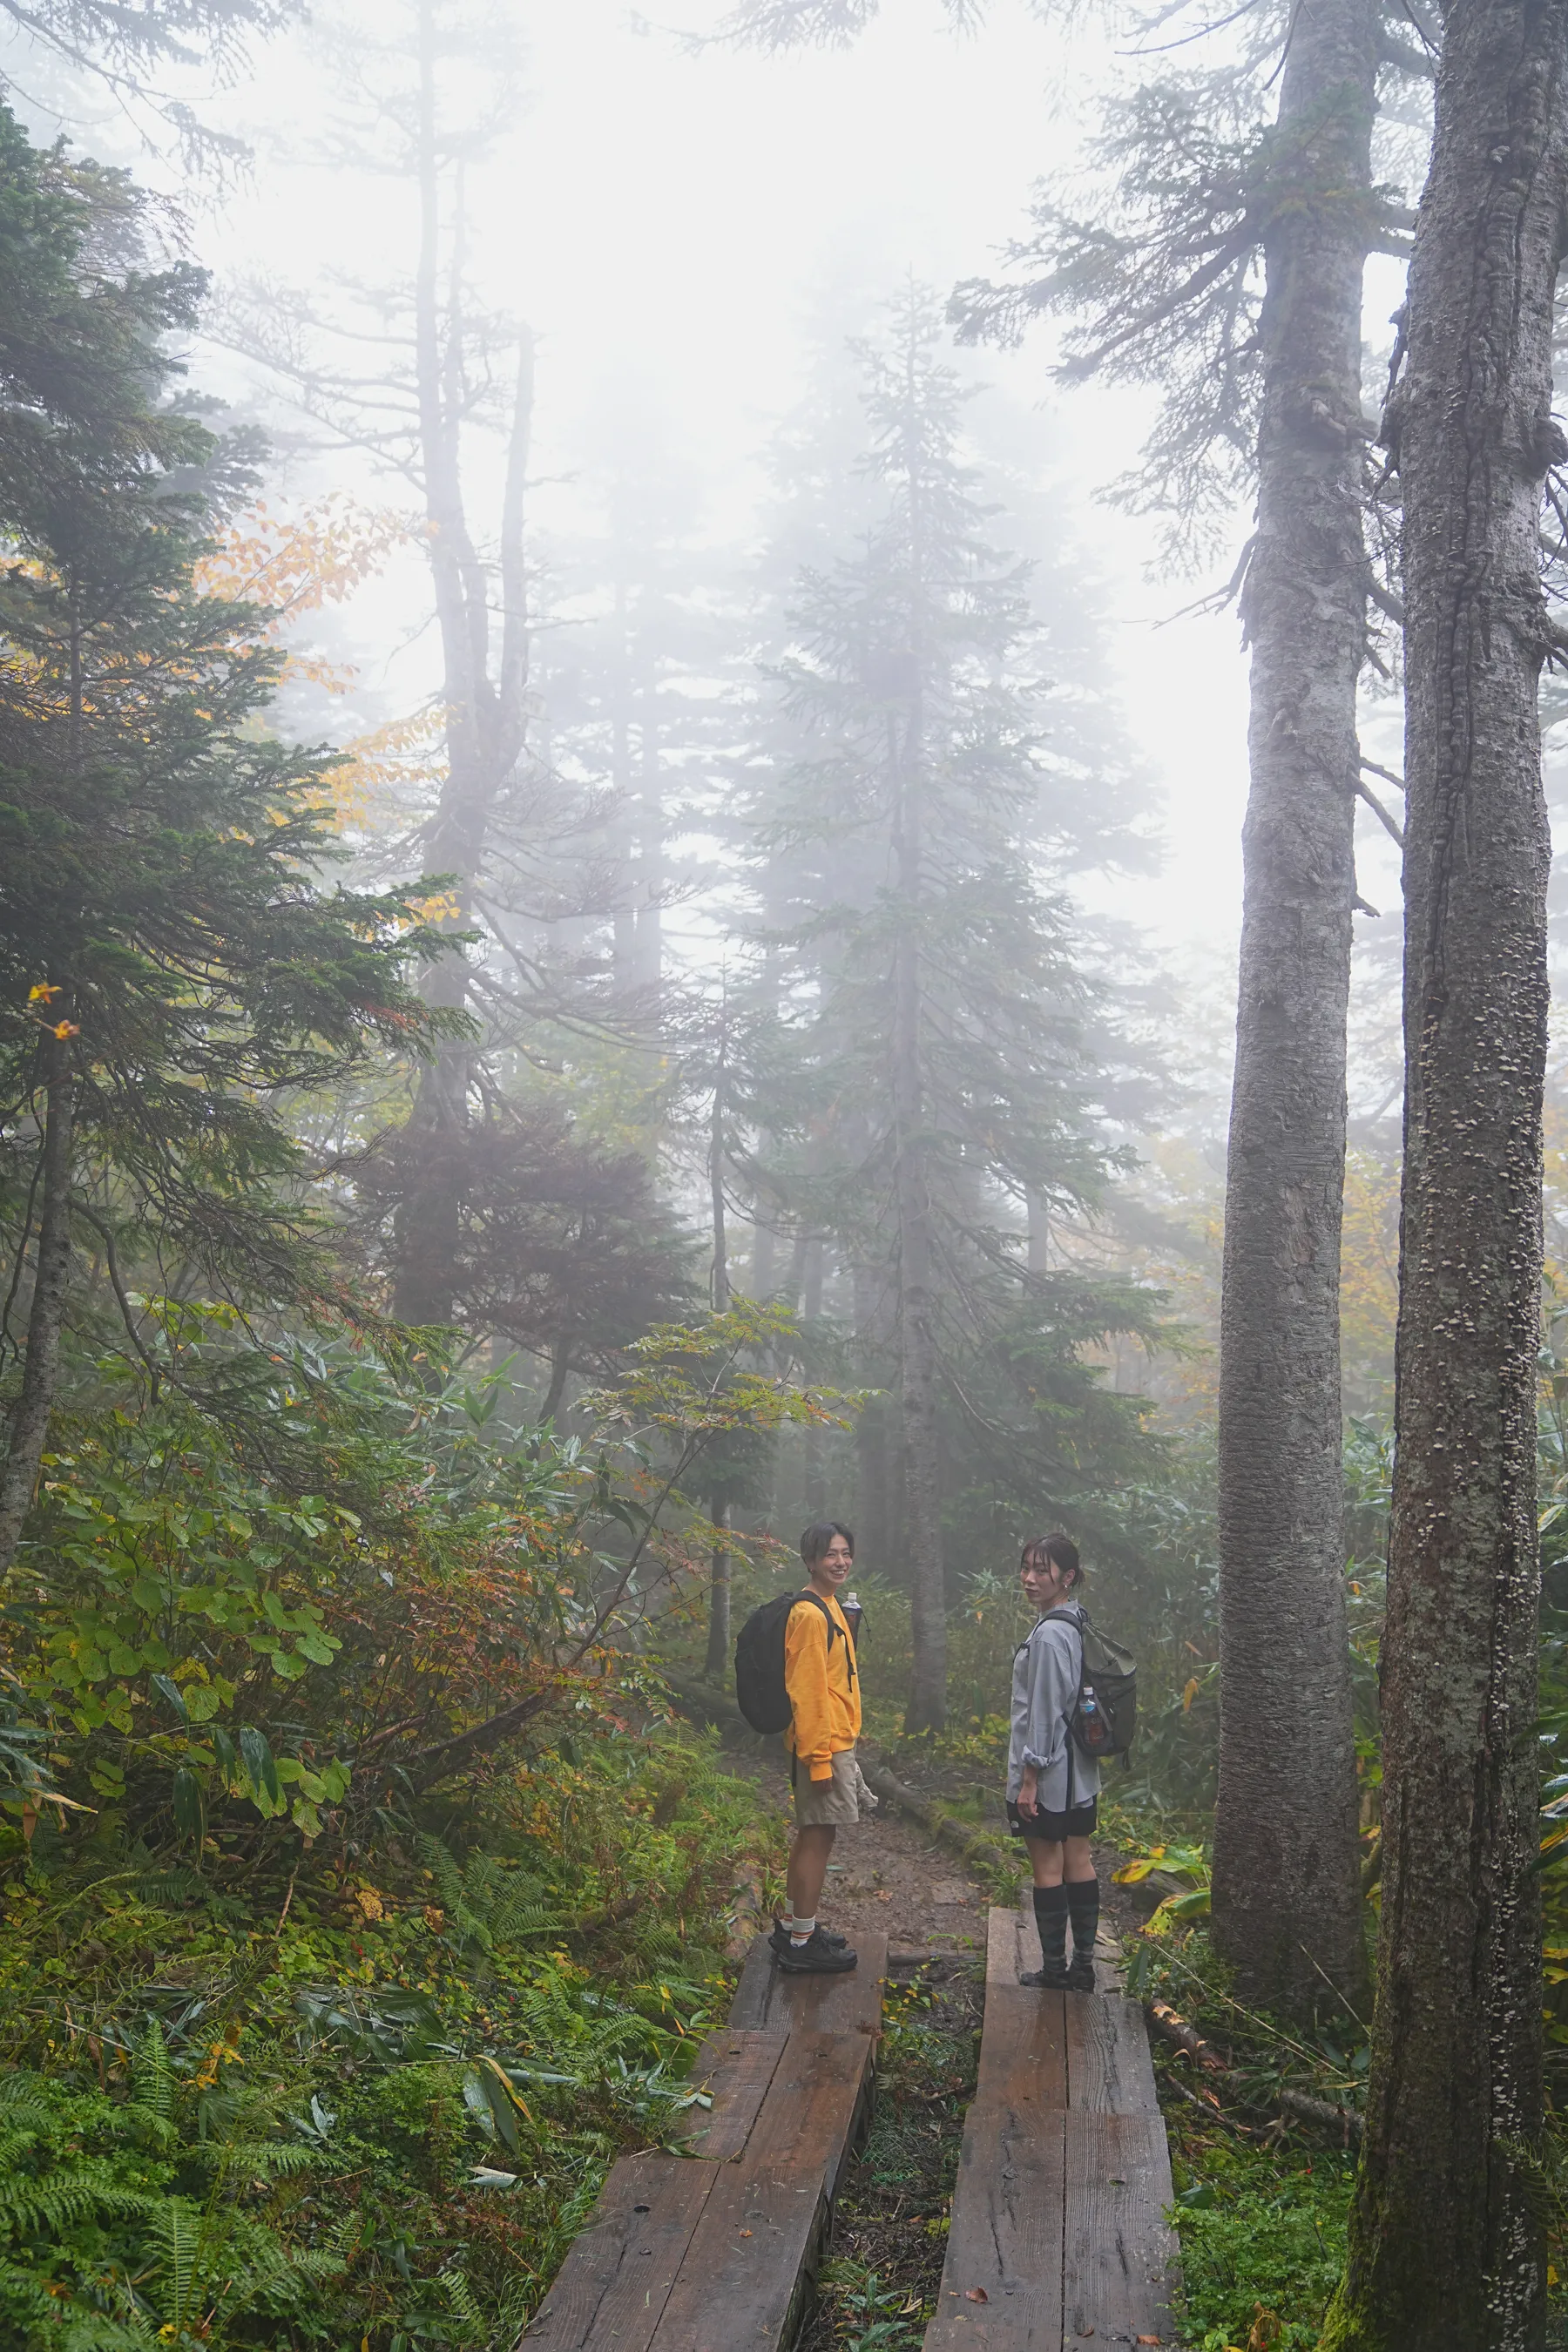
[790,1590,839,1645]
[792,1589,855,1682]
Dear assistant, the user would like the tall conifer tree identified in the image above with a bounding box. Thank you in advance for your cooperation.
[725,0,1432,2011]
[754,289,1163,1725]
[0,107,448,1577]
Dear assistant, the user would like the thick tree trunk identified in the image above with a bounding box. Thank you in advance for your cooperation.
[0,1037,75,1579]
[1324,0,1565,2335]
[540,1336,570,1425]
[1026,1187,1050,1277]
[710,1059,730,1315]
[1209,0,1378,2015]
[705,1492,733,1681]
[706,1054,733,1679]
[802,1236,827,1515]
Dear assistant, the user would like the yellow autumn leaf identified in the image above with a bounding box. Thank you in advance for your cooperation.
[1182,1676,1200,1713]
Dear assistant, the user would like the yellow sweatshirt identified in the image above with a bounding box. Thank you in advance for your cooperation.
[783,1590,861,1781]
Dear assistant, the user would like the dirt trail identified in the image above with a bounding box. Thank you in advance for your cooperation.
[726,1745,995,1957]
[725,1742,1142,1960]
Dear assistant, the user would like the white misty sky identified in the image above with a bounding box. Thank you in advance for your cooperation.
[14,0,1423,1002]
[192,0,1276,974]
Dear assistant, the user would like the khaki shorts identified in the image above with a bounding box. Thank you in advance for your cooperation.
[793,1747,879,1828]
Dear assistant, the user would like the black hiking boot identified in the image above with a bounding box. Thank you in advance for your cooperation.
[1019,1960,1071,1990]
[1066,1950,1098,1993]
[776,1926,858,1974]
[768,1918,848,1955]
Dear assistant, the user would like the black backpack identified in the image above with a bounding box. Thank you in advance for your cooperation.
[733,1591,848,1735]
[1042,1605,1138,1763]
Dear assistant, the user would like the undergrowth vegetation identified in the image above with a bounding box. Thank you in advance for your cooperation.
[0,1308,808,2349]
[0,1719,776,2349]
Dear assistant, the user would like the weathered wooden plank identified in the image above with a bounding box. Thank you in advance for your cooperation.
[991,1901,1027,1986]
[725,1931,889,2038]
[676,2029,789,2162]
[975,1907,1067,2106]
[1064,1994,1160,2116]
[924,2104,1066,2349]
[976,1982,1068,2109]
[1061,2110,1177,2349]
[646,2028,873,2352]
[519,2154,720,2350]
[727,1935,777,2028]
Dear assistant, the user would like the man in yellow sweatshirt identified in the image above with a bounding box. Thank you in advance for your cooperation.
[774,1521,877,1974]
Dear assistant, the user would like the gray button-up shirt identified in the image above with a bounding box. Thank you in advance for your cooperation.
[1007,1605,1100,1813]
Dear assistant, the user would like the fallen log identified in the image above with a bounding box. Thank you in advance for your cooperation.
[1146,1996,1363,2140]
[654,1666,765,1741]
[855,1755,1021,1891]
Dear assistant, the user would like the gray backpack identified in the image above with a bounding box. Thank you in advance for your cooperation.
[1043,1605,1138,1762]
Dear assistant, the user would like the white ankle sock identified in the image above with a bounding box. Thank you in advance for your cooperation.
[789,1914,815,1946]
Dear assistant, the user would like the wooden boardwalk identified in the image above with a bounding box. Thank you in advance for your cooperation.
[923,1905,1177,2351]
[518,1931,886,2352]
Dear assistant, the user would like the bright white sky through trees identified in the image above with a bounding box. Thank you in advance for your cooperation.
[12,0,1419,981]
[201,0,1293,964]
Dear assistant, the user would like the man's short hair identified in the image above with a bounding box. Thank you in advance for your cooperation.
[801,1520,855,1567]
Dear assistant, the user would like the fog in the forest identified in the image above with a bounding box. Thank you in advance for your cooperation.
[0,0,1484,1443]
[10,6,1568,2329]
[15,0,1270,948]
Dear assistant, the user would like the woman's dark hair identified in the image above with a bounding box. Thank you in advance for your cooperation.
[1020,1531,1082,1588]
[801,1521,855,1567]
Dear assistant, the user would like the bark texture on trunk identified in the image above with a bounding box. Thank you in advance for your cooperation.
[1325,0,1565,2335]
[0,1037,76,1578]
[1210,0,1378,2015]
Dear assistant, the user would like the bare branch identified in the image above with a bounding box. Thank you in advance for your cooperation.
[1355,778,1405,847]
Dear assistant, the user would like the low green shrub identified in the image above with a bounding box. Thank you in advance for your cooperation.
[1172,2149,1355,2352]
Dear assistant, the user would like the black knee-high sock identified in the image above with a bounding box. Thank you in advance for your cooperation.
[1032,1883,1070,1967]
[1066,1876,1099,1963]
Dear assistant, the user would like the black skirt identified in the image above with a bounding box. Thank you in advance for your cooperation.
[1007,1795,1098,1842]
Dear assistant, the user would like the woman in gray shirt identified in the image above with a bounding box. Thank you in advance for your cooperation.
[1007,1532,1100,1990]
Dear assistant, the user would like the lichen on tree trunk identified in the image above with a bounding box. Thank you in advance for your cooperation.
[1324,0,1565,2333]
[1210,0,1378,2017]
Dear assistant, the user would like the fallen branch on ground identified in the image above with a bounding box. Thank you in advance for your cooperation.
[1146,1996,1363,2140]
[656,1666,767,1742]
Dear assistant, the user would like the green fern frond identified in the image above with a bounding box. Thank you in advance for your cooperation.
[416,1832,466,1916]
[131,1864,206,1909]
[148,2200,205,2329]
[130,2019,174,2126]
[439,2263,488,2336]
[0,2173,165,2234]
[199,2138,325,2180]
[0,2071,52,2124]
